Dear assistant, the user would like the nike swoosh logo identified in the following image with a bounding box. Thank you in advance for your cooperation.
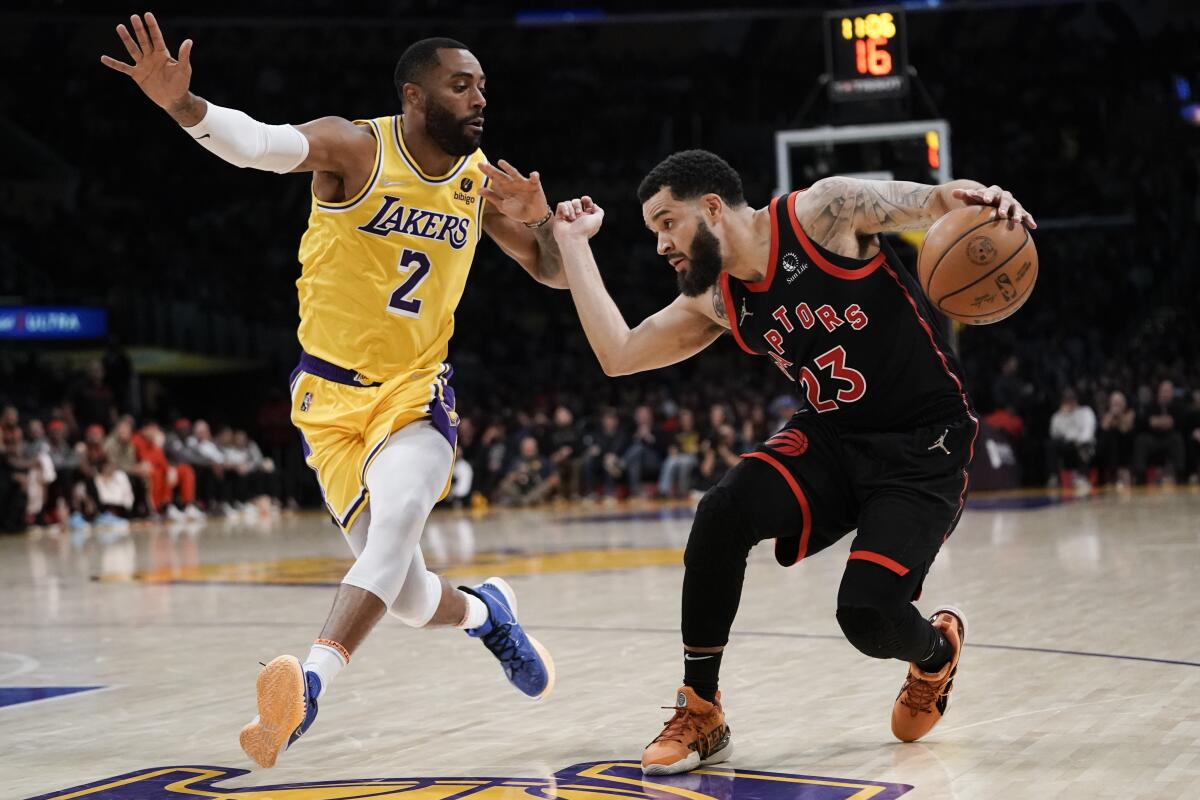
[193,133,211,140]
[684,654,714,661]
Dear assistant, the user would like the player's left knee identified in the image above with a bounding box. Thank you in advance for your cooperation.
[836,603,905,660]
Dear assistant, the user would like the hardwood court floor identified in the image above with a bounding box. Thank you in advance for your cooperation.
[2,488,1198,799]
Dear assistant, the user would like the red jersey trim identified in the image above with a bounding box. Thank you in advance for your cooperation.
[945,415,980,543]
[848,550,910,577]
[742,450,812,565]
[877,261,979,543]
[741,193,782,293]
[786,192,886,280]
[721,272,758,355]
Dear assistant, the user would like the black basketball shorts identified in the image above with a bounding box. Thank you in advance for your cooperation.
[731,410,979,593]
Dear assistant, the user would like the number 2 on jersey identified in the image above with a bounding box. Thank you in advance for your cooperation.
[798,345,867,412]
[387,248,432,318]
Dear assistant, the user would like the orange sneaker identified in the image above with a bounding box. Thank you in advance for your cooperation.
[641,687,732,776]
[891,606,966,743]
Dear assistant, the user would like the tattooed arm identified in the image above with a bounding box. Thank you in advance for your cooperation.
[793,177,1034,259]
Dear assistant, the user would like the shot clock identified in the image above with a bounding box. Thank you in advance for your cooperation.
[825,7,909,102]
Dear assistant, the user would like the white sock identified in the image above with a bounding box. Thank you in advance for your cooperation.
[456,591,489,629]
[303,643,347,698]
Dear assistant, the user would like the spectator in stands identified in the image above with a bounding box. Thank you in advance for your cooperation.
[222,428,278,511]
[478,420,509,498]
[739,402,769,449]
[497,436,559,506]
[622,405,662,499]
[20,421,56,523]
[133,421,202,520]
[658,407,701,499]
[445,443,473,508]
[77,424,107,476]
[1185,387,1200,484]
[769,395,799,434]
[89,456,134,529]
[46,419,81,520]
[704,402,732,441]
[70,361,117,430]
[1133,379,1186,484]
[1048,388,1097,491]
[694,423,743,494]
[104,416,150,514]
[992,355,1033,420]
[1097,390,1136,488]
[583,408,627,500]
[1,405,20,442]
[186,419,230,510]
[546,405,582,500]
[0,429,28,532]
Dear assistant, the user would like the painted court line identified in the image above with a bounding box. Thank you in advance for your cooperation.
[533,624,1200,669]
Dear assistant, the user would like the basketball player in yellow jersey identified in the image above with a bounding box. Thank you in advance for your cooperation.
[104,13,561,768]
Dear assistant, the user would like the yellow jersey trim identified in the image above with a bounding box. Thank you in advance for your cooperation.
[314,118,384,211]
[393,115,470,185]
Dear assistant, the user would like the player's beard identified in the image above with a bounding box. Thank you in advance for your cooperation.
[424,97,482,157]
[677,220,724,297]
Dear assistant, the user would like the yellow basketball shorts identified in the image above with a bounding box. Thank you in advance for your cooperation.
[289,352,458,532]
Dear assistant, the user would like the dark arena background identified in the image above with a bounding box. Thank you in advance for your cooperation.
[1,2,1199,798]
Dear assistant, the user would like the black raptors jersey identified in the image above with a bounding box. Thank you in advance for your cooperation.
[721,191,972,431]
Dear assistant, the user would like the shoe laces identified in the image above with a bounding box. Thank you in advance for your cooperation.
[652,704,703,746]
[899,672,944,713]
[481,621,529,672]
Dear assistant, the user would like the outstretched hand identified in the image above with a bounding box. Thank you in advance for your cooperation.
[551,197,604,241]
[479,160,551,225]
[101,12,195,115]
[952,185,1037,229]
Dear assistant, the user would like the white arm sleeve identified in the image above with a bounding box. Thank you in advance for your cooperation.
[182,102,310,174]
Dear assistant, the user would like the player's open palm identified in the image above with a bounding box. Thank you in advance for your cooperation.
[101,12,193,112]
[552,197,604,241]
[479,160,551,224]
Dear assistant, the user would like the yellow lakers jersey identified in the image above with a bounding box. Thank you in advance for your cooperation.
[296,115,488,384]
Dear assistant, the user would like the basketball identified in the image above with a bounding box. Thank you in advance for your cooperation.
[917,205,1038,325]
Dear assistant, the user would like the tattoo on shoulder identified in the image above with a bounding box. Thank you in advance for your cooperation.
[711,283,727,321]
[804,178,937,246]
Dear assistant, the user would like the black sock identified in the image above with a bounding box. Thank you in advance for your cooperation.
[682,649,723,701]
[915,629,952,673]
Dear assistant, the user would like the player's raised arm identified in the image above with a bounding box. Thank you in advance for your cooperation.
[479,160,568,289]
[794,177,1036,249]
[101,12,373,180]
[551,198,725,376]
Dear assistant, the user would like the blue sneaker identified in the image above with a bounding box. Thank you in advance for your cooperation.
[462,577,555,700]
[68,512,88,531]
[239,655,320,768]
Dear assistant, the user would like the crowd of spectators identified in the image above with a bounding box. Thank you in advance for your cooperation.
[450,368,1200,508]
[0,362,291,533]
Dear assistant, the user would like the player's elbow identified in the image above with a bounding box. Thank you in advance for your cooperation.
[598,353,629,377]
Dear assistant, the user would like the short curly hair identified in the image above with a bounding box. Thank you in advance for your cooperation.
[394,37,471,107]
[637,150,745,207]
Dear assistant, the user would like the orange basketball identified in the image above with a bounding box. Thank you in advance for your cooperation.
[917,206,1038,325]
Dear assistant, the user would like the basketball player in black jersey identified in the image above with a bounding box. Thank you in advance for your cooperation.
[542,150,1034,775]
